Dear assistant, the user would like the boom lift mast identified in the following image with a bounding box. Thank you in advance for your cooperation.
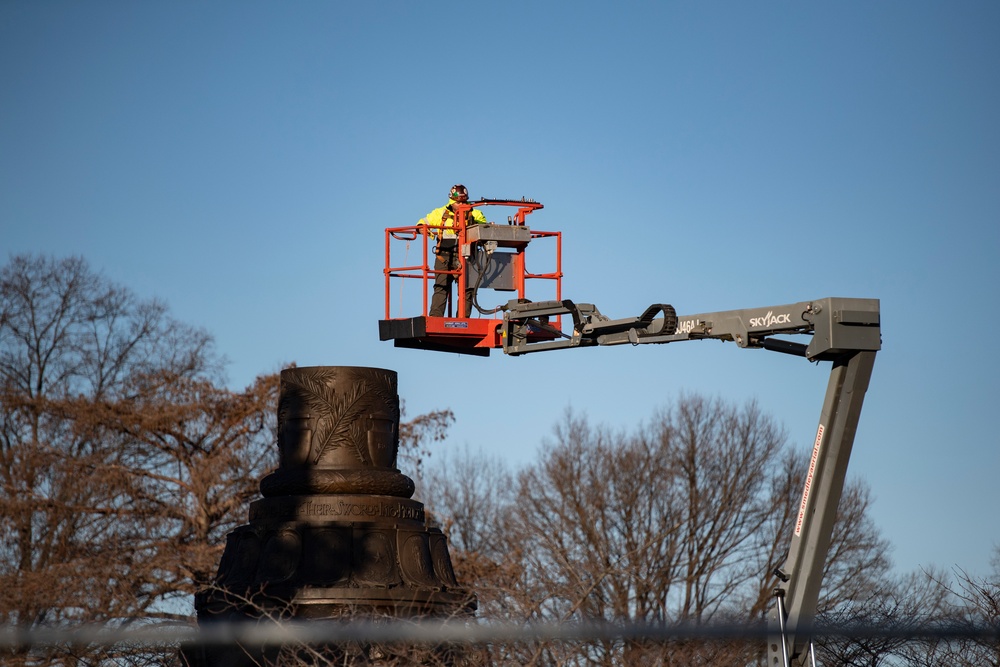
[379,199,881,665]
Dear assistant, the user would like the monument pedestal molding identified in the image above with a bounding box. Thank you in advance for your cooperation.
[181,367,474,666]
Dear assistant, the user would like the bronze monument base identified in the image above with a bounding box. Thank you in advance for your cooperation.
[182,367,473,666]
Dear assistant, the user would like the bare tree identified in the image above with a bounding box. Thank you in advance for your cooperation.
[947,546,1000,665]
[655,395,786,623]
[815,568,951,667]
[398,401,455,479]
[91,369,279,613]
[905,547,1000,667]
[422,395,896,665]
[499,399,789,664]
[421,445,518,621]
[0,255,272,665]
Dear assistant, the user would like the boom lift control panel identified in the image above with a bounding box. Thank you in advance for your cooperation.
[379,197,881,666]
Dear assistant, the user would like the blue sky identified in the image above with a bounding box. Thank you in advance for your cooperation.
[2,2,998,578]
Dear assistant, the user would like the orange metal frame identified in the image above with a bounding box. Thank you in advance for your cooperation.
[383,199,562,352]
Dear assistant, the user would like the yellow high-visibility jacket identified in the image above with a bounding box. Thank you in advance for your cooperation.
[418,203,488,240]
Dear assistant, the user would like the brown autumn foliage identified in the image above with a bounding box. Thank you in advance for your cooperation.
[0,254,282,665]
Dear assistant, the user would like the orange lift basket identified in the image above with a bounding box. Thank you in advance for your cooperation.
[379,198,562,356]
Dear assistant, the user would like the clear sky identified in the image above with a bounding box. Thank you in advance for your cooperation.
[2,2,998,578]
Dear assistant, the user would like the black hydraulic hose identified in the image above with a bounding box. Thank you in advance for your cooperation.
[470,245,503,315]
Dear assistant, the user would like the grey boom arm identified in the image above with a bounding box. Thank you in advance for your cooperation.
[502,297,881,665]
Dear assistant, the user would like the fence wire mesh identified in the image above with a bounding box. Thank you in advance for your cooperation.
[1,618,997,649]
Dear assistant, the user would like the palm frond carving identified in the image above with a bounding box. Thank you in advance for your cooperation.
[280,368,399,467]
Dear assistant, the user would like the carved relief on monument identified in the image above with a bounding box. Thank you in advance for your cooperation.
[255,529,303,584]
[277,367,400,470]
[366,416,396,468]
[352,529,400,587]
[429,529,460,588]
[215,529,262,590]
[301,527,352,586]
[398,531,440,588]
[278,416,312,468]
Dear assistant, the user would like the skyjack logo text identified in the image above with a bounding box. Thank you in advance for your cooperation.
[749,311,792,328]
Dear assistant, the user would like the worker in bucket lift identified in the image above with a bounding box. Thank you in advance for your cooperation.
[418,184,488,317]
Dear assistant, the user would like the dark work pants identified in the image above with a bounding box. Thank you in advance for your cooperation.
[429,239,473,317]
